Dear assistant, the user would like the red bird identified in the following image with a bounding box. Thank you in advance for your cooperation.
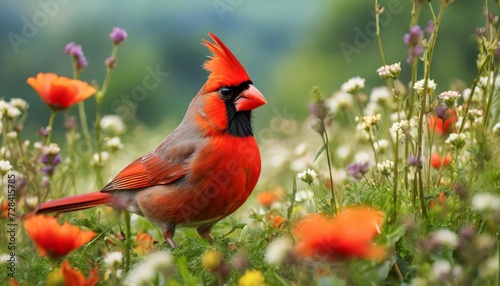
[33,33,266,248]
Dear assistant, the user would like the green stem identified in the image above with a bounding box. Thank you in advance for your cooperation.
[322,132,337,214]
[415,5,446,219]
[392,134,399,223]
[94,45,119,186]
[78,102,93,156]
[124,210,132,273]
[45,110,57,145]
[483,64,498,129]
[375,0,386,66]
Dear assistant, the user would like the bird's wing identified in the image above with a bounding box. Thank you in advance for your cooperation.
[101,142,196,192]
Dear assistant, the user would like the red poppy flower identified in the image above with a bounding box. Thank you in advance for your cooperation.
[430,153,451,169]
[61,260,99,286]
[27,73,96,110]
[24,215,96,258]
[428,110,458,135]
[294,207,386,261]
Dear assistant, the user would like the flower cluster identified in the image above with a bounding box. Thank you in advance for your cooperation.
[377,160,394,176]
[38,143,62,175]
[376,62,401,80]
[64,42,88,71]
[413,78,437,95]
[341,76,365,94]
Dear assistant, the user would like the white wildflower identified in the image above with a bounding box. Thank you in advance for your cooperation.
[467,109,483,127]
[25,197,39,208]
[125,251,172,285]
[0,100,10,114]
[265,237,293,265]
[413,79,437,95]
[341,76,365,93]
[390,111,406,122]
[297,168,317,184]
[472,193,500,212]
[336,144,351,160]
[93,151,110,165]
[479,256,499,278]
[295,190,314,202]
[104,251,123,269]
[438,91,461,107]
[432,229,458,248]
[6,131,17,140]
[356,114,382,130]
[374,139,390,153]
[9,98,28,110]
[44,143,60,155]
[6,106,21,119]
[100,115,125,135]
[377,62,401,80]
[0,159,13,173]
[105,136,124,151]
[445,133,467,149]
[326,91,353,114]
[431,259,452,281]
[390,118,417,142]
[377,160,394,176]
[462,87,483,104]
[369,86,391,105]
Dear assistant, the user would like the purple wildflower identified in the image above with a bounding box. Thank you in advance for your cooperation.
[404,25,425,64]
[425,20,435,35]
[42,166,54,175]
[77,56,88,69]
[109,27,127,45]
[69,44,84,59]
[52,153,62,166]
[347,161,370,180]
[40,153,50,164]
[407,155,420,167]
[39,127,50,138]
[64,42,76,54]
[404,25,423,46]
[436,105,448,120]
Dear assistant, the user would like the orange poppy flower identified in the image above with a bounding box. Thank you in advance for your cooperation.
[272,215,285,229]
[27,73,96,110]
[428,110,458,135]
[134,232,154,255]
[257,187,284,207]
[430,153,451,169]
[61,260,99,286]
[294,207,385,261]
[24,215,96,258]
[1,200,8,219]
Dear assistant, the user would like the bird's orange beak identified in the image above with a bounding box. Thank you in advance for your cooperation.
[235,85,267,111]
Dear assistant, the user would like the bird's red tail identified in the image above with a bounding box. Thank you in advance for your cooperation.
[34,192,112,215]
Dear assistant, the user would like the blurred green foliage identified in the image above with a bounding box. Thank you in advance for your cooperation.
[0,1,489,135]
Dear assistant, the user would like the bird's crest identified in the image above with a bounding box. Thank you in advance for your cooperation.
[200,33,251,93]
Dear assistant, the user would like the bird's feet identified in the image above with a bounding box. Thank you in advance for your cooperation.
[197,225,215,244]
[162,226,177,249]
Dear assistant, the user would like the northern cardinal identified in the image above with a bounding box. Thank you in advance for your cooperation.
[32,33,266,248]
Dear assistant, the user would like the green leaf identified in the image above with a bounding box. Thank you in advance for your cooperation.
[313,143,327,162]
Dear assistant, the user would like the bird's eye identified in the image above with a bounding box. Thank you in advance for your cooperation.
[219,87,233,99]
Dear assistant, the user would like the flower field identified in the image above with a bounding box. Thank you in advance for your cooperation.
[1,1,500,285]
